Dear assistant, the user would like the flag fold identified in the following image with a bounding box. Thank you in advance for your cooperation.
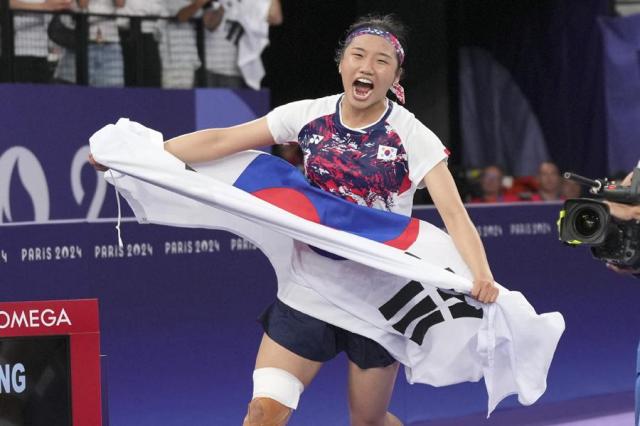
[89,119,565,415]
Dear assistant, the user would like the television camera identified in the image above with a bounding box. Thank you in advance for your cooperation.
[558,167,640,269]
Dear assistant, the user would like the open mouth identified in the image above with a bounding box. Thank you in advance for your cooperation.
[352,78,374,100]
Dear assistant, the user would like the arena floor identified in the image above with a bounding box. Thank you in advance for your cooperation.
[413,392,634,426]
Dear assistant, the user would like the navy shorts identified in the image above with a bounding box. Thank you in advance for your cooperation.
[258,299,396,369]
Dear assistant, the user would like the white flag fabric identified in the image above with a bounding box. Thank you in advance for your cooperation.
[236,0,271,90]
[89,119,565,415]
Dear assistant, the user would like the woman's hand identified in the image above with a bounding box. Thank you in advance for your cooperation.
[88,154,109,172]
[471,278,499,303]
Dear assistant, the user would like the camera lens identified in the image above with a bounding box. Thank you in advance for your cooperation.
[574,207,601,237]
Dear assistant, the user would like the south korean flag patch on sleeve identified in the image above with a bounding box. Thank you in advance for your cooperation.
[377,145,398,161]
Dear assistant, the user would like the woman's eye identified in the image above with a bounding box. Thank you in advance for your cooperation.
[378,59,389,65]
[353,53,363,58]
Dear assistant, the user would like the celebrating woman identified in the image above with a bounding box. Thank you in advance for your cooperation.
[91,14,498,426]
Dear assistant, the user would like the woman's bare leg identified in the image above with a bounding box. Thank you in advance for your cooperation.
[254,333,323,386]
[347,360,402,426]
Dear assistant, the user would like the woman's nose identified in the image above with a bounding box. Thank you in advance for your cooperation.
[358,58,375,74]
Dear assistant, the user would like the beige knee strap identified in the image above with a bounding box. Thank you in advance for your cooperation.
[243,397,292,426]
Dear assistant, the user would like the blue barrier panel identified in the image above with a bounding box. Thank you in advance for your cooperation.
[637,340,640,426]
[1,85,639,425]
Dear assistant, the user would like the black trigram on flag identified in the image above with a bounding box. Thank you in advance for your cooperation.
[379,279,483,345]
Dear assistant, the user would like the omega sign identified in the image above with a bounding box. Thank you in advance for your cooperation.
[0,308,72,329]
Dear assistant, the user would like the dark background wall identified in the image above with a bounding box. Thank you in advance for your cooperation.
[263,0,617,177]
[263,0,455,159]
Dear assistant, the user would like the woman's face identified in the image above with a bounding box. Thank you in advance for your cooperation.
[339,34,400,111]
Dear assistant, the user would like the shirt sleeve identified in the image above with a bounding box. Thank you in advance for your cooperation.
[405,119,450,189]
[266,99,313,145]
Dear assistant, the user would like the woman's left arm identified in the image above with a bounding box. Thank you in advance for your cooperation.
[423,161,499,303]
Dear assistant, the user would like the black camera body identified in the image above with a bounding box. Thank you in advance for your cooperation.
[558,168,640,269]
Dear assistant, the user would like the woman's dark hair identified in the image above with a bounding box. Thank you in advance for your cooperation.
[334,14,408,71]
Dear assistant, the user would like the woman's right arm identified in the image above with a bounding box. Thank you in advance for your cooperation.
[89,117,275,171]
[163,116,276,164]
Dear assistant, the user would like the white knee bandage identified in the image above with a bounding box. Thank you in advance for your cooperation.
[252,367,304,410]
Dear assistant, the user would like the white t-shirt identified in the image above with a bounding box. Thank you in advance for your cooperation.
[159,0,201,88]
[267,94,450,307]
[204,0,242,76]
[267,93,449,216]
[61,0,120,43]
[117,0,168,34]
[86,0,121,43]
[13,0,48,57]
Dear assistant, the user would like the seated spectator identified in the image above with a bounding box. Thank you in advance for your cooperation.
[504,175,538,201]
[561,178,582,199]
[201,0,281,89]
[117,0,168,87]
[54,0,125,87]
[469,165,520,203]
[159,0,203,89]
[532,161,562,201]
[2,0,72,83]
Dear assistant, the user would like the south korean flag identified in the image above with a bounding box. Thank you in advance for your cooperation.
[377,145,398,161]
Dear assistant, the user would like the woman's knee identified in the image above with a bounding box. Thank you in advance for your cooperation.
[243,397,292,426]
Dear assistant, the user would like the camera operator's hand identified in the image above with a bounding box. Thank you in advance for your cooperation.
[603,170,640,221]
[604,201,640,222]
[606,262,640,275]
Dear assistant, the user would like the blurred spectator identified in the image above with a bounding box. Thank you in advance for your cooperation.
[117,0,167,86]
[201,0,281,89]
[469,165,520,203]
[159,0,203,89]
[54,0,125,87]
[1,0,72,83]
[532,161,562,201]
[561,178,582,199]
[272,143,303,172]
[614,0,640,16]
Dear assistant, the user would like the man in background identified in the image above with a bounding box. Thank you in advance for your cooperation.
[533,161,562,201]
[2,0,72,83]
[201,0,281,89]
[603,164,640,426]
[117,0,167,86]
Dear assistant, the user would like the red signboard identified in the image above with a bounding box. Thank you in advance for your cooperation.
[0,299,101,426]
